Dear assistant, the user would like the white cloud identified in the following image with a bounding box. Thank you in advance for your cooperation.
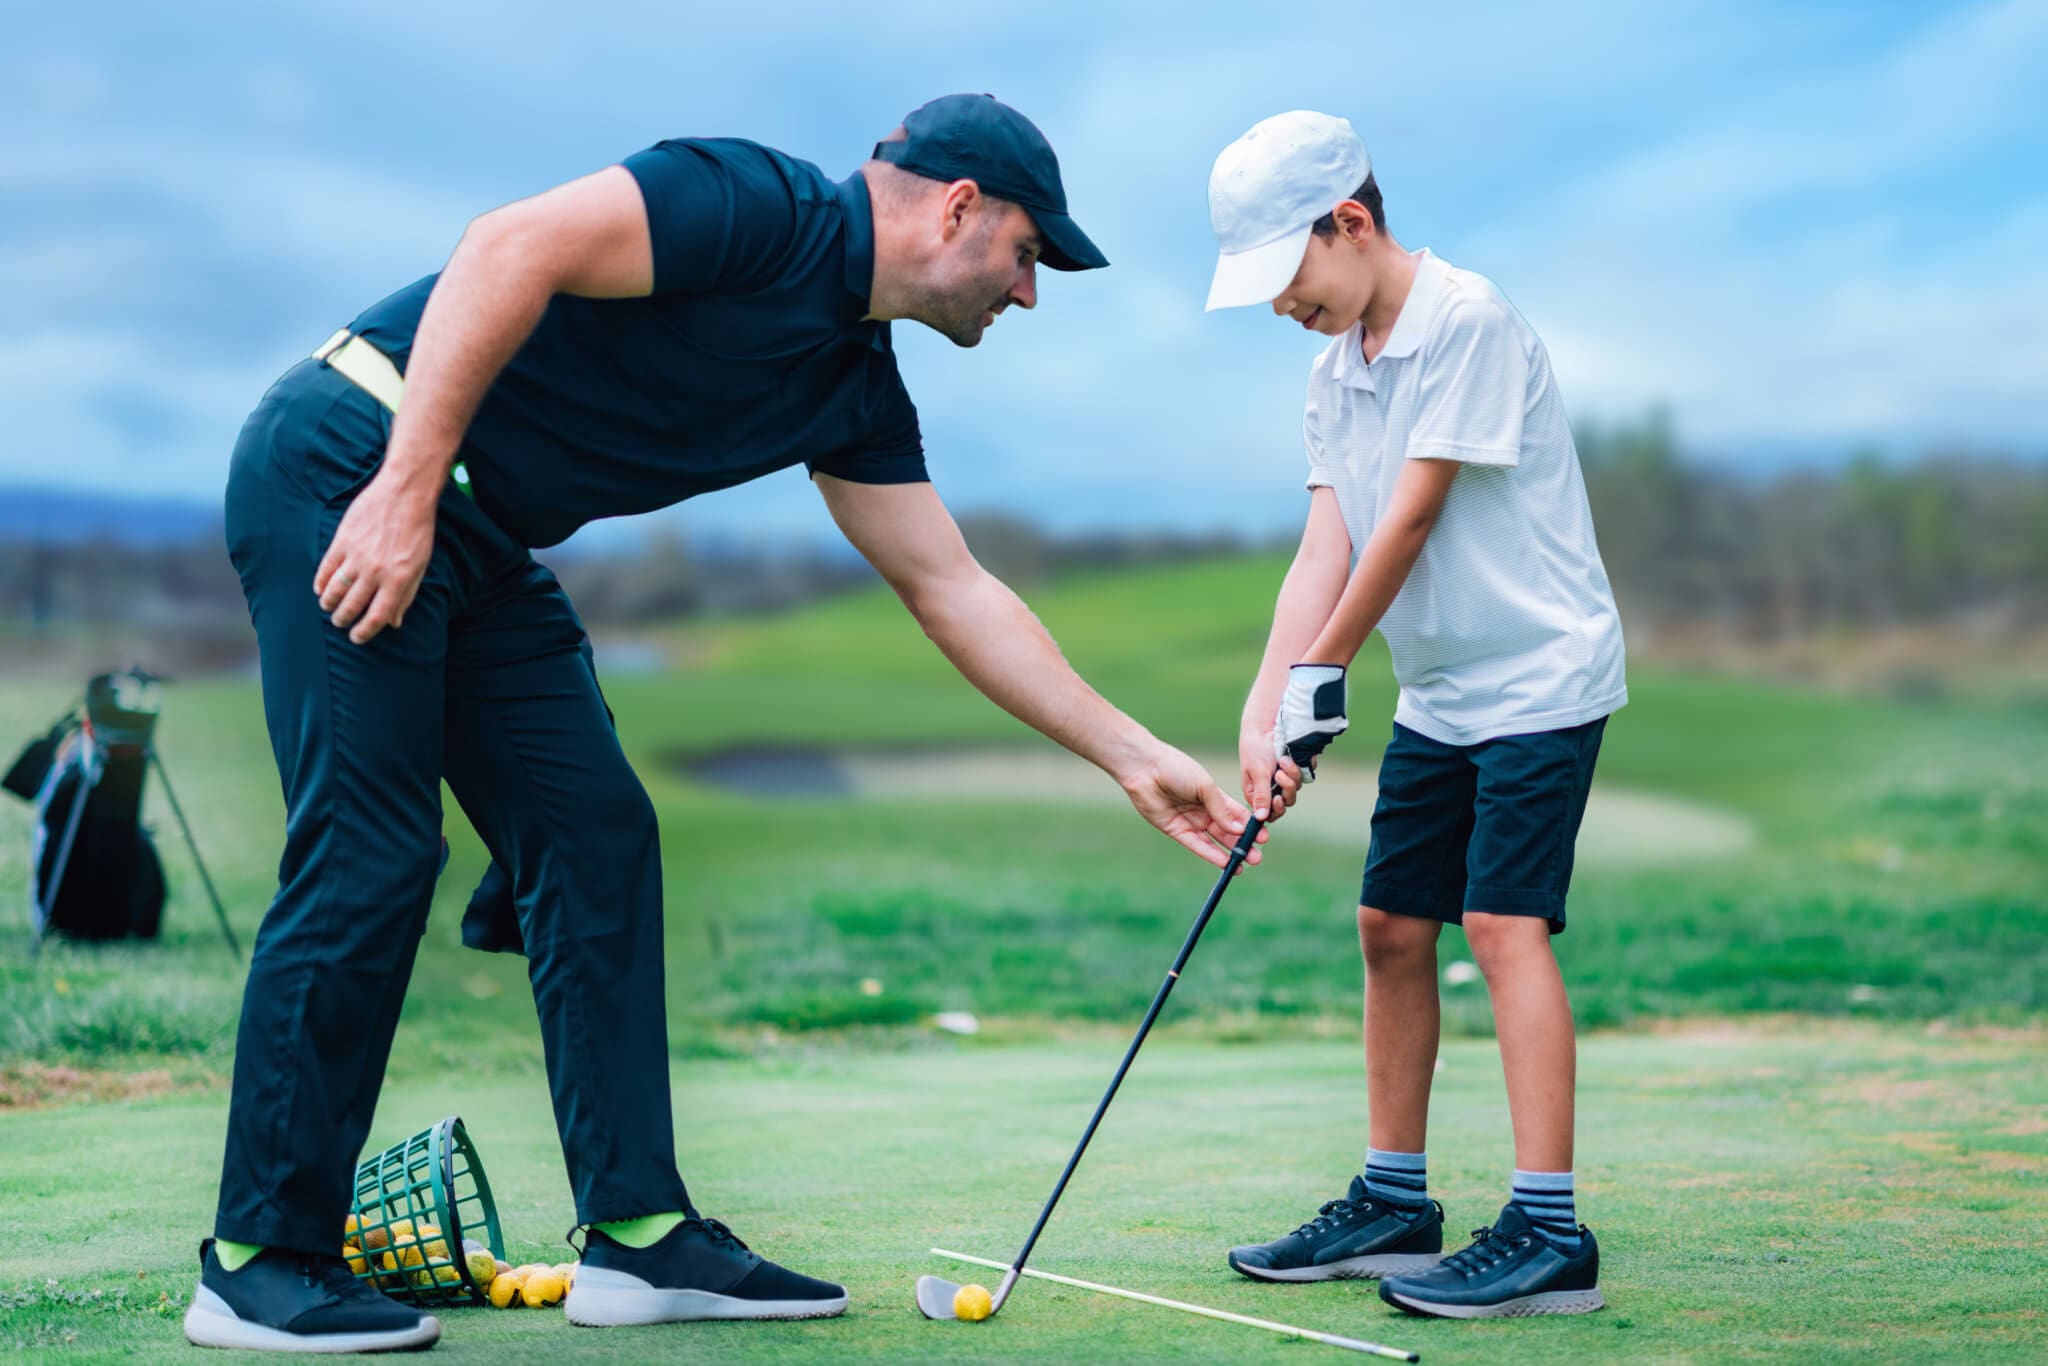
[2,0,2042,533]
[1466,0,2048,456]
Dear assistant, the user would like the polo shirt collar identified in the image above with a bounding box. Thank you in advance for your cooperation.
[836,172,877,307]
[1333,248,1445,390]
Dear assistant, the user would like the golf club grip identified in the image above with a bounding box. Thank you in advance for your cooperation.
[998,815,1264,1298]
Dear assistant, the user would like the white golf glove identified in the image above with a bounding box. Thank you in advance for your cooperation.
[1273,664,1348,782]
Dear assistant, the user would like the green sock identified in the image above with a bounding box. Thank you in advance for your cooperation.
[215,1239,264,1272]
[594,1212,686,1249]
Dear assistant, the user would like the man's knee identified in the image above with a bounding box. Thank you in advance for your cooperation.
[586,773,659,866]
[1358,905,1439,972]
[263,829,441,965]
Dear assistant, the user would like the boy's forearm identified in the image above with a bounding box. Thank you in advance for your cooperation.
[1303,518,1433,666]
[1302,458,1459,666]
[1244,538,1349,736]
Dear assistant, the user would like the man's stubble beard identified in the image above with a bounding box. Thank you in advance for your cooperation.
[911,221,1011,348]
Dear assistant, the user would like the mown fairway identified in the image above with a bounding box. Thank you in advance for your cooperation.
[1,554,2044,1359]
[4,1029,2046,1361]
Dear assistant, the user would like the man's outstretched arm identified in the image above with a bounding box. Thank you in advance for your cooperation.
[815,474,1263,870]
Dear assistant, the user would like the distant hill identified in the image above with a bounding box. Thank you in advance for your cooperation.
[0,486,218,546]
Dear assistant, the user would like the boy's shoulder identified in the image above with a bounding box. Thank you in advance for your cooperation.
[1428,259,1533,350]
[1430,260,1539,363]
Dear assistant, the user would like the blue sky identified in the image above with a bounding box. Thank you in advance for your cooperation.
[3,1,2043,546]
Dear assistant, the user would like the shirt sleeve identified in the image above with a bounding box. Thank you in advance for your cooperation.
[621,139,800,296]
[1406,298,1529,467]
[1304,377,1334,491]
[806,348,928,486]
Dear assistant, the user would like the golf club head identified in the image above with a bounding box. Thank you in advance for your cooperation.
[915,1274,965,1320]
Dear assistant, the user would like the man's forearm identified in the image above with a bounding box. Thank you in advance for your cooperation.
[378,222,558,500]
[911,569,1154,783]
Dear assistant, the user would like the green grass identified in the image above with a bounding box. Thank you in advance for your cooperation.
[3,1025,2045,1361]
[2,554,2041,1085]
[2,554,2044,1360]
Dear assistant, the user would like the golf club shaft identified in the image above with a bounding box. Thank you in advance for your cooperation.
[994,815,1264,1306]
[933,1248,1418,1361]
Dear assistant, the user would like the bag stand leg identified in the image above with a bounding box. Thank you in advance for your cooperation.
[29,769,92,958]
[147,749,242,961]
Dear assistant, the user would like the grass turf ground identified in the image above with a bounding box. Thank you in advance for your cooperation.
[4,1025,2046,1361]
[0,554,2043,1359]
[2,555,2042,1088]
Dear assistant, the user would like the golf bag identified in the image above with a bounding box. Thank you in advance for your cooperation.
[3,671,239,955]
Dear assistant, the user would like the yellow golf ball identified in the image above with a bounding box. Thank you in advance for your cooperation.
[953,1283,993,1321]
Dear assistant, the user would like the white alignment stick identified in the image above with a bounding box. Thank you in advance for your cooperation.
[928,1248,1419,1361]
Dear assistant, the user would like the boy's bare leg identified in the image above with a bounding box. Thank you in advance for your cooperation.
[1223,904,1450,1281]
[1359,906,1444,1152]
[1463,911,1574,1170]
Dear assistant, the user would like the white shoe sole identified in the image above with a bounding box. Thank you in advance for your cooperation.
[1229,1251,1444,1282]
[1382,1285,1606,1318]
[183,1285,441,1352]
[563,1265,848,1325]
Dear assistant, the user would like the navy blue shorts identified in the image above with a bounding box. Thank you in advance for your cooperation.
[1359,717,1608,934]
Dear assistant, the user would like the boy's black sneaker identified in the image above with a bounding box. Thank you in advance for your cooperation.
[1227,1177,1445,1282]
[1377,1203,1604,1318]
[182,1239,440,1352]
[564,1215,847,1325]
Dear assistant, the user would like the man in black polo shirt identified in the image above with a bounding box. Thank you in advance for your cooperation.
[186,95,1264,1353]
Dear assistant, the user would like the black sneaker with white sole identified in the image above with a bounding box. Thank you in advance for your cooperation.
[1377,1203,1604,1318]
[1227,1177,1445,1282]
[182,1239,440,1353]
[564,1215,847,1325]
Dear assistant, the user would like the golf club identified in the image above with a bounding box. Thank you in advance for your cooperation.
[929,1248,1418,1360]
[916,808,1266,1323]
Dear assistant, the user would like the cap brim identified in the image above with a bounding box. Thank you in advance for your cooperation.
[1026,206,1109,272]
[1204,224,1313,311]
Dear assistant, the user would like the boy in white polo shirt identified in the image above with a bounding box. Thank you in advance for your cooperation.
[1206,111,1624,1320]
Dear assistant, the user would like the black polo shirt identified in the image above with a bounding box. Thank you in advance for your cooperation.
[347,138,927,549]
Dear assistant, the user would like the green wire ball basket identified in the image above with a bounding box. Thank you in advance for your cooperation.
[344,1116,504,1306]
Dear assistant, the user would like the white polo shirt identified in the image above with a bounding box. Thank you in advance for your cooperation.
[1304,248,1627,745]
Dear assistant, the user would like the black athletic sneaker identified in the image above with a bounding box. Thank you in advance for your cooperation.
[564,1215,847,1325]
[183,1239,440,1352]
[1378,1203,1604,1318]
[1228,1177,1445,1282]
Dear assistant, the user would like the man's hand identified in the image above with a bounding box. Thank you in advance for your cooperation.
[314,474,437,644]
[1273,663,1348,780]
[1120,741,1266,871]
[1239,725,1304,823]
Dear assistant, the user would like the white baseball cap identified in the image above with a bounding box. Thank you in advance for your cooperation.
[1205,111,1371,311]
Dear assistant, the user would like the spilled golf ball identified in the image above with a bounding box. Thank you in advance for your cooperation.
[953,1283,993,1321]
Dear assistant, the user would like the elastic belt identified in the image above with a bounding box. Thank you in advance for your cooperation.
[312,328,475,499]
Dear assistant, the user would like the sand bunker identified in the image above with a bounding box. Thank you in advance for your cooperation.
[681,746,1753,868]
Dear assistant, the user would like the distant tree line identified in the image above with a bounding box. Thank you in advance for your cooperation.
[1578,410,2048,638]
[3,416,2044,648]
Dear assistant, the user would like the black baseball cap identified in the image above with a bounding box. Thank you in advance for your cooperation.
[873,93,1109,272]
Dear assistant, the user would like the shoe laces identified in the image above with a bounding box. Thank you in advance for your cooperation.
[1293,1196,1373,1239]
[295,1254,365,1296]
[1440,1225,1533,1277]
[690,1216,750,1252]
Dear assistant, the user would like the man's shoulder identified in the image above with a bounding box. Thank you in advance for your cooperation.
[629,137,835,205]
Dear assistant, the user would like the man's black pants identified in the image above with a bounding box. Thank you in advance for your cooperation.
[214,360,688,1254]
